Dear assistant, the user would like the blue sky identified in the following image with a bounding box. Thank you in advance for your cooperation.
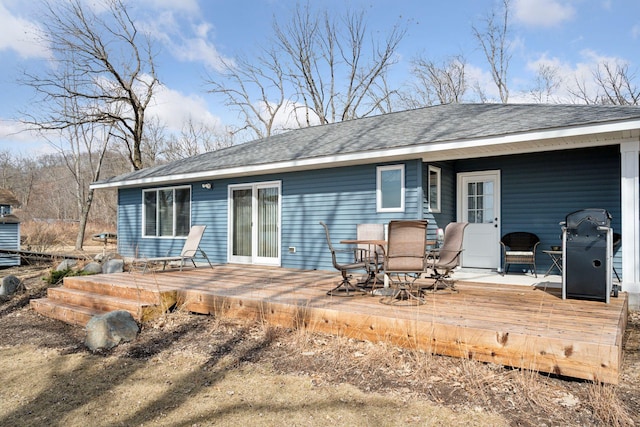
[0,0,638,156]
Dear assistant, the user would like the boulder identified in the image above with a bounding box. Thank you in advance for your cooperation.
[102,259,124,274]
[85,310,139,351]
[81,262,103,275]
[56,259,77,271]
[0,275,22,296]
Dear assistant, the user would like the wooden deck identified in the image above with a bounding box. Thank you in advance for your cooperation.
[31,264,628,384]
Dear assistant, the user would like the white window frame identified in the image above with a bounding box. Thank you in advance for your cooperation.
[376,164,405,213]
[142,185,192,238]
[428,165,441,213]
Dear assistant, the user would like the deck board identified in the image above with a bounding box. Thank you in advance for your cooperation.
[63,264,627,383]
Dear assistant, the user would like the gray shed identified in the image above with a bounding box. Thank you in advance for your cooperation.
[0,189,21,267]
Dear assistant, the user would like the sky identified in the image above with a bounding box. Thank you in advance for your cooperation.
[0,0,638,157]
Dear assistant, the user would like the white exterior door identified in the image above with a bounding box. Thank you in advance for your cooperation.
[228,181,281,266]
[457,171,501,269]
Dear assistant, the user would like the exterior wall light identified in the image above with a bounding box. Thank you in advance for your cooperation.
[201,183,213,190]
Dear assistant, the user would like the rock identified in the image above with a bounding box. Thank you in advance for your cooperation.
[56,259,77,271]
[81,262,103,275]
[85,310,139,351]
[102,259,124,274]
[0,275,22,296]
[94,252,117,263]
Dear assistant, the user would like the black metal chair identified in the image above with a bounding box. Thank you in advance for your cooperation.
[319,221,367,296]
[500,232,540,277]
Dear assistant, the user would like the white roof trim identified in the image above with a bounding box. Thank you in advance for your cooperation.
[91,119,640,189]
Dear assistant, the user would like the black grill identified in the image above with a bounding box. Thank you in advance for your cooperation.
[562,208,613,303]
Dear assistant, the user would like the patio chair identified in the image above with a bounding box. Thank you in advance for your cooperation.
[131,225,213,273]
[424,222,468,293]
[319,221,368,296]
[500,232,540,278]
[355,223,385,290]
[380,219,428,306]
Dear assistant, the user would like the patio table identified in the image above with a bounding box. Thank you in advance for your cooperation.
[340,239,388,290]
[542,249,563,276]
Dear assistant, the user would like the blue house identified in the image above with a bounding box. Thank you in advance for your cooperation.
[0,189,21,267]
[91,104,640,309]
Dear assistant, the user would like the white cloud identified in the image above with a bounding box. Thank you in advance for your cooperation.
[140,9,232,72]
[0,119,57,155]
[0,2,48,58]
[521,50,630,103]
[148,83,221,133]
[513,0,575,28]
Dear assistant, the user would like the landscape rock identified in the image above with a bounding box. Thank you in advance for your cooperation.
[56,259,77,271]
[94,252,117,263]
[81,262,103,275]
[0,275,22,296]
[85,310,139,351]
[102,259,124,274]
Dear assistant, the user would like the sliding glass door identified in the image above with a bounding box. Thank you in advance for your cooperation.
[229,181,281,265]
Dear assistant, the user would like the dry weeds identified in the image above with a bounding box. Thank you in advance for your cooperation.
[0,263,638,426]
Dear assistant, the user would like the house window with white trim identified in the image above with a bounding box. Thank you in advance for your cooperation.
[377,164,405,212]
[143,186,191,237]
[429,165,441,213]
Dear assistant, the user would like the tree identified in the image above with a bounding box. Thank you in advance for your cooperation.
[472,0,512,103]
[403,54,467,107]
[161,118,235,162]
[21,0,159,171]
[207,4,406,141]
[274,5,406,124]
[568,61,640,105]
[528,63,562,103]
[207,51,291,140]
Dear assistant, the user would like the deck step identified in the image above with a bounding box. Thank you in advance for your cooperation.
[62,276,168,303]
[46,287,170,322]
[31,278,178,326]
[30,298,103,327]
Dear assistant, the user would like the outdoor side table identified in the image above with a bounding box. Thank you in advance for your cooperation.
[542,250,563,276]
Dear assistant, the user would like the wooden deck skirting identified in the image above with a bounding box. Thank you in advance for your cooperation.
[33,264,628,384]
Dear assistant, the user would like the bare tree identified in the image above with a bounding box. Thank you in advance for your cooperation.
[528,63,562,103]
[207,4,406,141]
[567,61,640,105]
[593,62,640,105]
[472,0,512,103]
[207,51,291,140]
[274,5,406,124]
[161,118,235,162]
[403,54,467,107]
[21,0,159,171]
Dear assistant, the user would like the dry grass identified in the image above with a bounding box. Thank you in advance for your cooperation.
[20,220,115,252]
[0,255,638,425]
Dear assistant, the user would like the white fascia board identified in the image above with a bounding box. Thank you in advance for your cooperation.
[91,119,640,190]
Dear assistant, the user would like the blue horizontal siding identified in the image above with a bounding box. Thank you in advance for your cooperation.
[0,223,20,266]
[117,160,424,271]
[456,145,622,276]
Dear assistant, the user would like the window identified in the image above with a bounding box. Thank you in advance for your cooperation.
[143,186,191,237]
[377,164,405,212]
[428,166,441,213]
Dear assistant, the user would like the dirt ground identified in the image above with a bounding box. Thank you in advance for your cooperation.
[0,263,639,426]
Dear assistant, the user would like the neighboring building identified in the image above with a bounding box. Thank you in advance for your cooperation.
[0,189,21,267]
[91,104,640,308]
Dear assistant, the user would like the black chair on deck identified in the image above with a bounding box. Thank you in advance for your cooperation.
[500,232,540,277]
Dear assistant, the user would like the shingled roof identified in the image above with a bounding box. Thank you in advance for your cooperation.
[0,189,20,207]
[94,103,640,188]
